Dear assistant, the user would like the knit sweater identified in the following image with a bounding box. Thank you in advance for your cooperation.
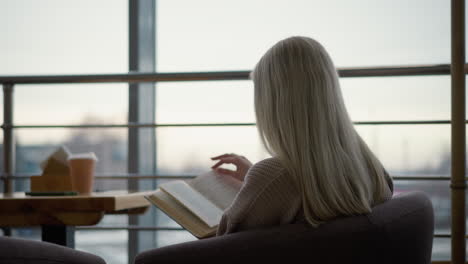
[216,157,393,236]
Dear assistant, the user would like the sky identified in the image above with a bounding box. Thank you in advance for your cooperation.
[0,0,459,172]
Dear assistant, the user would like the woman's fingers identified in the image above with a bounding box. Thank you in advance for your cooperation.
[210,153,252,181]
[211,157,238,169]
[211,153,237,160]
[211,154,230,160]
[211,160,224,169]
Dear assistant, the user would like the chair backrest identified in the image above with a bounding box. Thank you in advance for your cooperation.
[0,236,106,264]
[135,191,434,264]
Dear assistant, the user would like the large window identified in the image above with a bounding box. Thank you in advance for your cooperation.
[0,0,130,263]
[155,1,454,260]
[1,0,464,263]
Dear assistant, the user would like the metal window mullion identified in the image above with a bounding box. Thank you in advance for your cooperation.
[128,0,157,262]
[2,84,14,194]
[6,120,464,128]
[0,64,459,84]
[451,0,466,263]
[128,1,139,260]
[0,174,459,181]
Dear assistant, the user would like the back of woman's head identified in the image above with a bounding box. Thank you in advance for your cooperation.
[252,36,390,227]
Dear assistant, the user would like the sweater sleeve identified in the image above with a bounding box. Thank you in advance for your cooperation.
[216,158,301,236]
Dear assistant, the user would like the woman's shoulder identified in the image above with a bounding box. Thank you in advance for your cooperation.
[245,157,288,183]
[249,157,286,173]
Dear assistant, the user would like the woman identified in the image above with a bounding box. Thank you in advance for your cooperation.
[211,36,393,236]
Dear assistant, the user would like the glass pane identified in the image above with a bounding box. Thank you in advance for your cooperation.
[156,81,254,124]
[355,125,450,175]
[154,206,182,228]
[97,215,128,226]
[15,128,127,176]
[432,239,468,261]
[76,229,127,264]
[432,238,450,261]
[156,126,269,175]
[156,125,450,176]
[14,83,128,125]
[157,0,449,72]
[94,179,128,193]
[394,181,449,234]
[0,0,128,75]
[11,227,41,241]
[156,76,452,124]
[156,230,197,248]
[341,76,450,122]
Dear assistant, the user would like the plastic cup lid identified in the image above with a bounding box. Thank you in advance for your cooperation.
[68,152,98,161]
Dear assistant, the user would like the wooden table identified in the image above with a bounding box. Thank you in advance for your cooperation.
[0,191,154,248]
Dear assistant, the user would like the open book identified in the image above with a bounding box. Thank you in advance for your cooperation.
[145,170,242,238]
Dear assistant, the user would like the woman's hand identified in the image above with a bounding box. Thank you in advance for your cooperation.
[211,153,253,182]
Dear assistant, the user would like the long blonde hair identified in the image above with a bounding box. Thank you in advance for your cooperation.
[252,36,389,227]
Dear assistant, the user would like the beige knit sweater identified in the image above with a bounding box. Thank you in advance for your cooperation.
[216,157,393,236]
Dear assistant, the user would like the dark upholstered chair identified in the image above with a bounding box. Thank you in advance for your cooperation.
[0,236,106,264]
[134,191,434,264]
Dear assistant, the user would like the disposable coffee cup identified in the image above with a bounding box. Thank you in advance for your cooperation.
[68,152,98,194]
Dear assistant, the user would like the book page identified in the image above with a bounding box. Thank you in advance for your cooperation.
[188,170,242,210]
[160,181,223,228]
[145,190,216,238]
